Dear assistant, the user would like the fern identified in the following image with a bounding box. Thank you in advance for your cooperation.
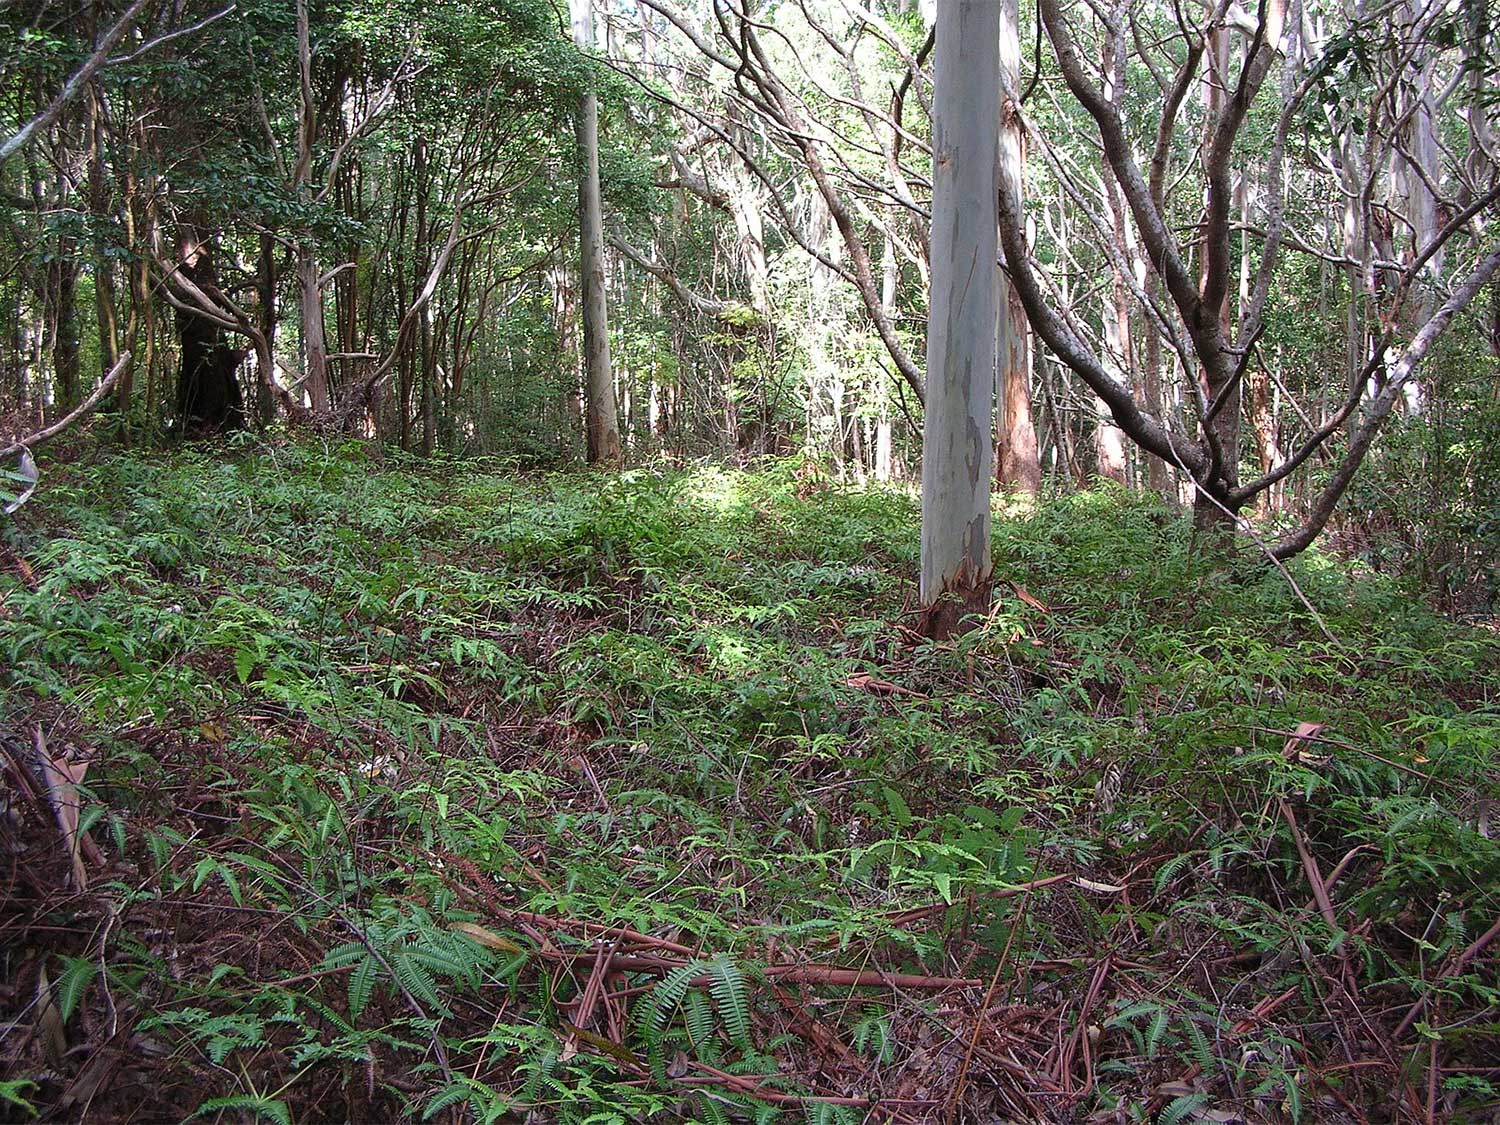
[1153,852,1195,897]
[682,987,715,1050]
[1145,1005,1170,1059]
[347,955,378,1019]
[644,959,706,1036]
[54,956,97,1023]
[708,956,752,1046]
[1181,1013,1215,1072]
[391,948,443,1009]
[193,1095,292,1125]
[422,1081,470,1120]
[1159,1093,1208,1125]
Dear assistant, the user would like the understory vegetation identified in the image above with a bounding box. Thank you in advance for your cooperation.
[2,441,1498,1123]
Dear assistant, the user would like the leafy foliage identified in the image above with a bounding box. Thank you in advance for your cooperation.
[1,441,1496,1121]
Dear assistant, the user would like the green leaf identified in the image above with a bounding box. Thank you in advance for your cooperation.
[348,955,378,1019]
[55,956,98,1023]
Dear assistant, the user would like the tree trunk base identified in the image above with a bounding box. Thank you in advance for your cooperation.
[918,574,992,640]
[1190,489,1241,556]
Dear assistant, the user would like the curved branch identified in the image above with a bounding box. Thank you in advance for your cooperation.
[1,352,130,458]
[1271,243,1500,560]
[998,163,1206,475]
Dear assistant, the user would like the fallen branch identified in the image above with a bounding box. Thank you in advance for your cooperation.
[1279,799,1339,933]
[1,352,130,459]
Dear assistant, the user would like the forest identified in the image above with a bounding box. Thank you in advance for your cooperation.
[1,0,1498,1121]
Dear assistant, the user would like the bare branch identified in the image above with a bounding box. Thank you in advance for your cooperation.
[0,353,131,458]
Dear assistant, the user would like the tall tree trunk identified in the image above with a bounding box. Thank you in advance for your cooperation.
[86,88,122,408]
[1192,26,1240,532]
[996,0,1041,494]
[875,233,898,481]
[1141,279,1170,497]
[298,246,330,413]
[920,0,998,636]
[174,230,246,433]
[48,259,81,414]
[1396,0,1443,408]
[257,232,278,427]
[572,0,621,465]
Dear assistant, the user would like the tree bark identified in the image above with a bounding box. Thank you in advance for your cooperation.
[173,231,246,433]
[920,0,998,636]
[572,0,622,465]
[297,246,331,413]
[996,0,1041,495]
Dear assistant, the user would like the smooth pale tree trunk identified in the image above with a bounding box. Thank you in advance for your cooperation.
[1397,0,1443,409]
[293,0,330,416]
[298,247,331,413]
[806,191,840,460]
[920,0,998,637]
[996,0,1041,495]
[1099,171,1132,485]
[1192,26,1240,533]
[1096,46,1131,486]
[571,0,622,465]
[875,234,897,481]
[1464,3,1499,356]
[1240,174,1282,507]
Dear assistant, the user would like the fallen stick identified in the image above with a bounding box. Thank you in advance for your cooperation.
[880,871,1103,928]
[602,954,981,990]
[1280,800,1339,932]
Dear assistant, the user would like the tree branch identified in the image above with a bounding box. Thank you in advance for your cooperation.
[1,352,131,458]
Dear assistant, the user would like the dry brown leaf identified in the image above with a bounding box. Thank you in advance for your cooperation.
[1010,582,1051,614]
[450,922,526,954]
[1281,720,1327,764]
[1074,877,1126,894]
[35,965,66,1069]
[845,672,925,698]
[35,727,89,891]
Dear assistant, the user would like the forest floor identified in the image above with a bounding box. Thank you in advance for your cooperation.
[1,439,1497,1124]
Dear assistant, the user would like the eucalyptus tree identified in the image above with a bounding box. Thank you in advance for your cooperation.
[997,0,1041,494]
[919,0,998,635]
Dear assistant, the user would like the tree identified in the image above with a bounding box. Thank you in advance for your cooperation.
[571,0,621,465]
[919,0,997,636]
[997,0,1041,495]
[996,0,1500,556]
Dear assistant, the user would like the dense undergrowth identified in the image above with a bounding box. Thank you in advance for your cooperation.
[1,439,1497,1123]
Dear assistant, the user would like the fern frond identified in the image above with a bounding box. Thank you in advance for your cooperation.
[1159,1093,1208,1125]
[1145,1005,1170,1059]
[644,959,706,1035]
[392,949,443,1009]
[683,988,715,1049]
[193,1095,292,1125]
[55,956,98,1023]
[708,956,752,1046]
[348,955,379,1019]
[1181,1013,1215,1072]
